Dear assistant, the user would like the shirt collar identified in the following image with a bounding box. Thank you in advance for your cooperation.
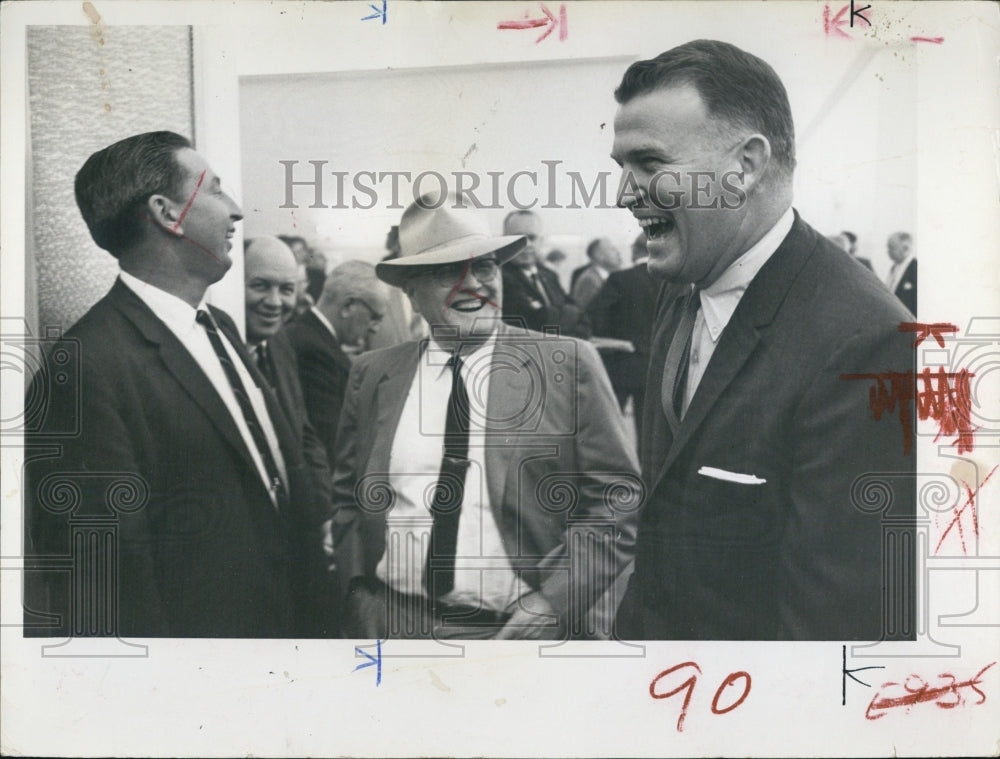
[119,269,207,336]
[425,331,498,380]
[699,206,794,343]
[310,306,338,340]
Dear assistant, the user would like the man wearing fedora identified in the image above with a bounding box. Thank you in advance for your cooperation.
[329,194,640,640]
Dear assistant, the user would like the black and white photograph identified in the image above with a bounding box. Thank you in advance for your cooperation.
[1,1,998,756]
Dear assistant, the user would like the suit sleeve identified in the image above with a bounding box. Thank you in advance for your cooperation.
[23,344,168,636]
[534,340,640,633]
[328,357,371,600]
[779,322,914,640]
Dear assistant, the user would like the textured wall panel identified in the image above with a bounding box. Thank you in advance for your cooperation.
[28,26,192,332]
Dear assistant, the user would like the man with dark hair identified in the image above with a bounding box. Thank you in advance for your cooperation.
[842,230,873,271]
[570,237,622,310]
[24,131,330,637]
[885,231,917,315]
[501,210,591,338]
[611,41,914,640]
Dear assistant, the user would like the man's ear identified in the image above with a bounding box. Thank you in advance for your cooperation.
[735,134,772,193]
[146,194,184,236]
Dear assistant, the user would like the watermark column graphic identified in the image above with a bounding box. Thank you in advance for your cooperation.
[851,317,1000,659]
[2,322,147,656]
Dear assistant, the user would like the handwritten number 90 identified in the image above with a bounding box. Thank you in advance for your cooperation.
[649,662,752,732]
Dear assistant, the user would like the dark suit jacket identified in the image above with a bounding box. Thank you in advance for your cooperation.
[330,323,639,637]
[588,261,658,397]
[616,213,916,640]
[893,258,917,316]
[502,264,592,338]
[285,309,353,471]
[23,278,328,638]
[258,329,337,635]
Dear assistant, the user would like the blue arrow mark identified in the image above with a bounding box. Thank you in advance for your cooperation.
[353,639,382,686]
[362,0,387,24]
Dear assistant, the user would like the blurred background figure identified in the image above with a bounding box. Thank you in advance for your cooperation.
[571,237,622,310]
[827,232,851,252]
[304,246,328,303]
[278,233,318,319]
[885,231,917,315]
[501,210,591,337]
[287,260,389,470]
[368,225,427,350]
[588,232,658,440]
[841,230,872,271]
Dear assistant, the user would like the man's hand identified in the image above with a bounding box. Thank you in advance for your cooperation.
[495,591,563,640]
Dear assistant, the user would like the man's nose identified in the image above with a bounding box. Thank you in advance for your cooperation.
[616,169,642,209]
[226,193,244,220]
[263,288,282,307]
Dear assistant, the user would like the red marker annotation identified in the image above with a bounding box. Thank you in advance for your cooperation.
[911,36,945,44]
[497,3,567,44]
[865,662,996,720]
[899,321,959,348]
[935,464,997,555]
[649,661,752,733]
[840,367,976,455]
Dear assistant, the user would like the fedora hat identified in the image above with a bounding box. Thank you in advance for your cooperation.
[375,192,525,287]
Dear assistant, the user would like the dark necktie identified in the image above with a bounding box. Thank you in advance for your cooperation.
[255,341,276,388]
[660,287,701,434]
[530,271,550,306]
[195,309,288,510]
[426,354,471,598]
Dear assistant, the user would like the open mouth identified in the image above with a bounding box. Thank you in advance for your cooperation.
[450,297,488,313]
[637,215,676,241]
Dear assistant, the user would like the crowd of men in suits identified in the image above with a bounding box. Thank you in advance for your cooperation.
[24,39,916,642]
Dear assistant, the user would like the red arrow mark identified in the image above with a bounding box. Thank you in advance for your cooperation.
[498,3,567,43]
[823,4,851,39]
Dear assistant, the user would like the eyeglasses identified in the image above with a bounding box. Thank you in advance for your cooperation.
[349,298,384,323]
[427,258,500,288]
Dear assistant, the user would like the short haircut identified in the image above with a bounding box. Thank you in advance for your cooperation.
[277,234,306,248]
[842,230,858,245]
[74,131,192,257]
[891,231,912,245]
[319,260,385,309]
[586,238,604,260]
[502,209,539,233]
[614,39,796,175]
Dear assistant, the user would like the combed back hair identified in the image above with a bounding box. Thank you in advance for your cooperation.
[74,131,192,257]
[892,231,912,245]
[319,260,385,308]
[614,40,796,176]
[842,231,858,245]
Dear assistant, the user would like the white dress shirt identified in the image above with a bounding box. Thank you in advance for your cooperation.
[119,271,287,506]
[885,254,914,293]
[683,206,795,415]
[376,334,519,611]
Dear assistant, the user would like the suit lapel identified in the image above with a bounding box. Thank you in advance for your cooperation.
[367,342,421,473]
[651,213,817,487]
[303,309,353,374]
[109,281,256,467]
[213,308,302,468]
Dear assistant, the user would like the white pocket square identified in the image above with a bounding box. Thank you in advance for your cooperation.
[698,466,767,485]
